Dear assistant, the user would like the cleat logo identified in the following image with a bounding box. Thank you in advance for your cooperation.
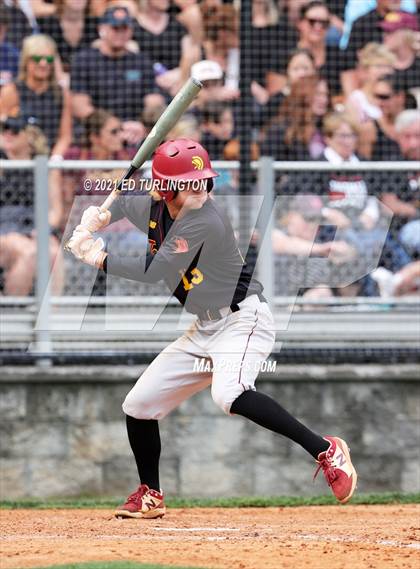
[336,452,346,467]
[192,156,204,170]
[143,496,159,510]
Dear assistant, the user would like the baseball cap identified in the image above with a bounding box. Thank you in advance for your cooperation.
[191,60,223,82]
[380,11,419,33]
[100,6,133,27]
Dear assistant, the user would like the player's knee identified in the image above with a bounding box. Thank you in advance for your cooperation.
[122,391,160,420]
[211,384,234,415]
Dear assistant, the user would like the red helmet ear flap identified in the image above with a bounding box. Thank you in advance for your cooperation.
[156,179,175,202]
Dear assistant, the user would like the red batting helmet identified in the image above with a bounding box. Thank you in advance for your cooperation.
[152,138,219,202]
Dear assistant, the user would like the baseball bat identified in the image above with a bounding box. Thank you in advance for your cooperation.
[64,77,202,250]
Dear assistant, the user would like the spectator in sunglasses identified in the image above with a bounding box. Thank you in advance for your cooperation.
[0,115,63,295]
[0,33,72,158]
[345,42,397,157]
[370,75,402,161]
[266,1,347,98]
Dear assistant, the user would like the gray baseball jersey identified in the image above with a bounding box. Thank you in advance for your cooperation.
[103,193,275,416]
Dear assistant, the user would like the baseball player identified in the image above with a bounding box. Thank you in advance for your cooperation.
[69,138,357,519]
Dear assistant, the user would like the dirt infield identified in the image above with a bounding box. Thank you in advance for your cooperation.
[1,506,419,569]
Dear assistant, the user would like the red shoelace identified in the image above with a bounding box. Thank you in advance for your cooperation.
[126,485,148,504]
[314,457,338,486]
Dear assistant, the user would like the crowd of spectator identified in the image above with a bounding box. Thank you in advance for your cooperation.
[0,0,419,298]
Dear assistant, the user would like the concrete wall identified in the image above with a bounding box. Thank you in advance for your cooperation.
[1,365,419,499]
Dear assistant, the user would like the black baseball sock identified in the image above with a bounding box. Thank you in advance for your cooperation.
[126,415,161,491]
[230,390,329,459]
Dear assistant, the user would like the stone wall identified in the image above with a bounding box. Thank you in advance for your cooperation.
[1,365,419,499]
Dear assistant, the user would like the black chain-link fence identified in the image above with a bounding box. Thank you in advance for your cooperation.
[0,1,419,363]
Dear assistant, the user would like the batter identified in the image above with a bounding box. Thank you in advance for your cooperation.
[69,138,357,519]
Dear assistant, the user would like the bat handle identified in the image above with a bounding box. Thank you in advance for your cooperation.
[99,192,117,212]
[99,164,138,213]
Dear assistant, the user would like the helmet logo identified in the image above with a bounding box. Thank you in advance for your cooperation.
[192,155,204,170]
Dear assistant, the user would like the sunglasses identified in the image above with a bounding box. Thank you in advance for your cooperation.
[2,125,22,135]
[374,93,392,100]
[30,55,55,64]
[306,17,330,29]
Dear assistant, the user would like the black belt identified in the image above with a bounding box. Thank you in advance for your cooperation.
[197,293,266,322]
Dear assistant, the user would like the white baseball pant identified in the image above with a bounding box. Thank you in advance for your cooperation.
[122,294,276,418]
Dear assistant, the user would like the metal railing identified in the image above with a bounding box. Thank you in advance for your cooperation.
[0,157,419,358]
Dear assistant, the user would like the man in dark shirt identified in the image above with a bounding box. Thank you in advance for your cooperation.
[70,6,163,137]
[345,0,406,69]
[67,138,357,518]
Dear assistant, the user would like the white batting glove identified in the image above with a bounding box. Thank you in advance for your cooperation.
[68,225,106,268]
[66,225,90,254]
[80,206,111,232]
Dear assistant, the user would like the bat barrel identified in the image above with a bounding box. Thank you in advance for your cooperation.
[131,77,202,169]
